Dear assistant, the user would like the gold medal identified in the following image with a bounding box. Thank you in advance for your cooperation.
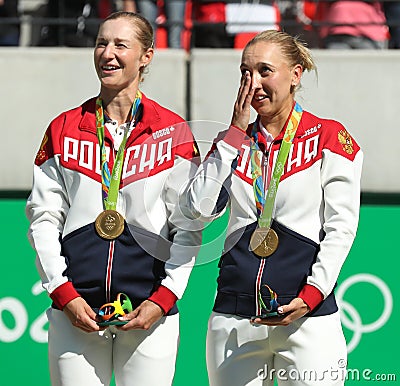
[95,210,125,240]
[249,227,279,257]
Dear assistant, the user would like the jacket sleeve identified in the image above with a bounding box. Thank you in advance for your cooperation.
[153,121,203,305]
[25,117,80,308]
[187,125,247,221]
[306,123,363,299]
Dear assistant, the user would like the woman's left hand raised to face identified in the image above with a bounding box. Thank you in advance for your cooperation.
[117,300,164,330]
[231,70,255,132]
[251,297,310,326]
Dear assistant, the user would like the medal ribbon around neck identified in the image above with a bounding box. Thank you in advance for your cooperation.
[96,90,142,210]
[250,127,266,218]
[250,102,303,228]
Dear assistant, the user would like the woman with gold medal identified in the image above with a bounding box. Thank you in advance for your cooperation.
[26,11,200,386]
[188,30,363,385]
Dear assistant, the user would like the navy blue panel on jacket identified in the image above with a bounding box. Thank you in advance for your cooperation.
[214,220,337,318]
[60,222,178,315]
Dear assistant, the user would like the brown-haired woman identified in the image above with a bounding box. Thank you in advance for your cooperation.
[26,12,200,385]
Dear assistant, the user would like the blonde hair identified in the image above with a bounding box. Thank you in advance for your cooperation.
[244,30,316,90]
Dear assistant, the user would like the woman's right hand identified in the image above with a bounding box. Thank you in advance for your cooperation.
[63,297,102,333]
[231,70,254,132]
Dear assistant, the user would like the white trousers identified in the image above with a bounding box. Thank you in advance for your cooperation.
[47,308,180,386]
[206,312,347,386]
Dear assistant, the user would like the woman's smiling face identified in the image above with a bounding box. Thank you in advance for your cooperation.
[94,18,152,92]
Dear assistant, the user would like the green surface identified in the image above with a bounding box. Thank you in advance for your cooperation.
[0,201,398,385]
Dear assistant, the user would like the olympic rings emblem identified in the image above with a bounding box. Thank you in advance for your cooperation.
[336,273,393,353]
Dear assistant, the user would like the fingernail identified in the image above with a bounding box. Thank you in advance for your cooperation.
[278,307,284,314]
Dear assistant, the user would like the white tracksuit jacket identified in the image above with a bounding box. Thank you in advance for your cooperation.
[26,93,201,314]
[188,105,363,317]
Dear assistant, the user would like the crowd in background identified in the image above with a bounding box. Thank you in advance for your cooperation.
[1,0,400,49]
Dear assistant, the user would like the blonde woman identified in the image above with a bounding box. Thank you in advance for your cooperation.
[189,30,363,386]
